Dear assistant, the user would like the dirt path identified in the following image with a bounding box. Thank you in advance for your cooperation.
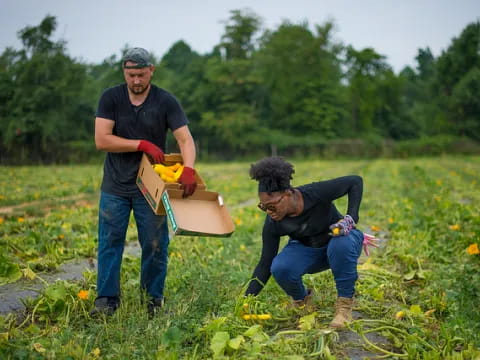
[0,242,141,315]
[0,193,95,216]
[0,259,95,314]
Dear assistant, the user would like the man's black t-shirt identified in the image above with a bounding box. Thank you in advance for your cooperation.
[96,84,188,196]
[245,175,363,296]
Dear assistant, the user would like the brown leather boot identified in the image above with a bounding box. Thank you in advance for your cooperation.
[329,297,353,328]
[291,289,314,311]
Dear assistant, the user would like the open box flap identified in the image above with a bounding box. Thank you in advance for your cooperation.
[162,189,235,237]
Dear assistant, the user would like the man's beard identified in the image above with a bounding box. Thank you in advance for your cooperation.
[129,83,150,95]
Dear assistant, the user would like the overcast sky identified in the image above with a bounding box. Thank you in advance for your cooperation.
[2,0,479,73]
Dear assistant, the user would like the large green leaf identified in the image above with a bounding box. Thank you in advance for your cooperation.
[0,256,22,285]
[227,335,244,350]
[161,326,182,348]
[210,331,230,358]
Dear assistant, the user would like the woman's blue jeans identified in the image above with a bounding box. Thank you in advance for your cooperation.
[96,191,169,300]
[270,229,363,300]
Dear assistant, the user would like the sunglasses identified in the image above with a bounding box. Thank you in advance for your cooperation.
[257,194,286,212]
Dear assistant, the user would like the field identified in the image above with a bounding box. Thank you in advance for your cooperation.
[1,156,479,359]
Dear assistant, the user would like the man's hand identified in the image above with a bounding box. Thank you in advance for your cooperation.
[329,215,356,236]
[137,140,164,164]
[179,166,197,198]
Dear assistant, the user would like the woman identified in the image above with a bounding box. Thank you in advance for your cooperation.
[245,156,371,328]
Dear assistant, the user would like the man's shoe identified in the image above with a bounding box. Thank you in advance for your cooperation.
[147,297,165,318]
[89,296,119,317]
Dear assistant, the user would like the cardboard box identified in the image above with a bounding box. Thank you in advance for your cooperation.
[136,153,235,237]
[136,153,206,215]
[162,189,235,237]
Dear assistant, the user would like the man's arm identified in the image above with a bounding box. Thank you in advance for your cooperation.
[172,125,197,197]
[95,117,140,152]
[172,125,196,168]
[95,117,164,163]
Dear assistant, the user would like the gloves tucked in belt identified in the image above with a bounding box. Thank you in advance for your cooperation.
[329,215,356,236]
[179,166,197,198]
[137,140,164,164]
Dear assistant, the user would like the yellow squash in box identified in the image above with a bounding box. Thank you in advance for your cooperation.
[152,163,184,183]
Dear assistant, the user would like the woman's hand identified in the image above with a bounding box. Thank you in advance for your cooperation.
[329,215,356,236]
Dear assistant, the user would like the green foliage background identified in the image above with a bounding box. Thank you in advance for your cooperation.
[1,12,480,164]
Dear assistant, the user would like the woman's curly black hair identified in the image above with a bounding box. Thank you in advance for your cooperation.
[249,156,295,193]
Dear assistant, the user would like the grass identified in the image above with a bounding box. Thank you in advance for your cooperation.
[0,155,479,359]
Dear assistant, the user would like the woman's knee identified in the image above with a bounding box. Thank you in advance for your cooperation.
[270,258,291,280]
[328,235,361,258]
[271,258,303,283]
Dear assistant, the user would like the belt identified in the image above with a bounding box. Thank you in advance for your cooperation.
[300,237,331,248]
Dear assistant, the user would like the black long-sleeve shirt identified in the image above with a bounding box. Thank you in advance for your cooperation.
[245,175,363,296]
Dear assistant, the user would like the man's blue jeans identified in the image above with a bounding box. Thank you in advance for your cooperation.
[271,229,363,300]
[96,191,169,300]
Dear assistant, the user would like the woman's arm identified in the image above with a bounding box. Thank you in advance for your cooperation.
[306,175,363,222]
[245,221,281,296]
[345,175,363,223]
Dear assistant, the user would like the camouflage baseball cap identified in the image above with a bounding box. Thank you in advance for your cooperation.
[122,47,152,68]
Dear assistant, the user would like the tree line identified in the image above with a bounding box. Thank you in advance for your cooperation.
[1,10,479,164]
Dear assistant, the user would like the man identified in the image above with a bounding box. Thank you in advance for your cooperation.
[92,47,197,316]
